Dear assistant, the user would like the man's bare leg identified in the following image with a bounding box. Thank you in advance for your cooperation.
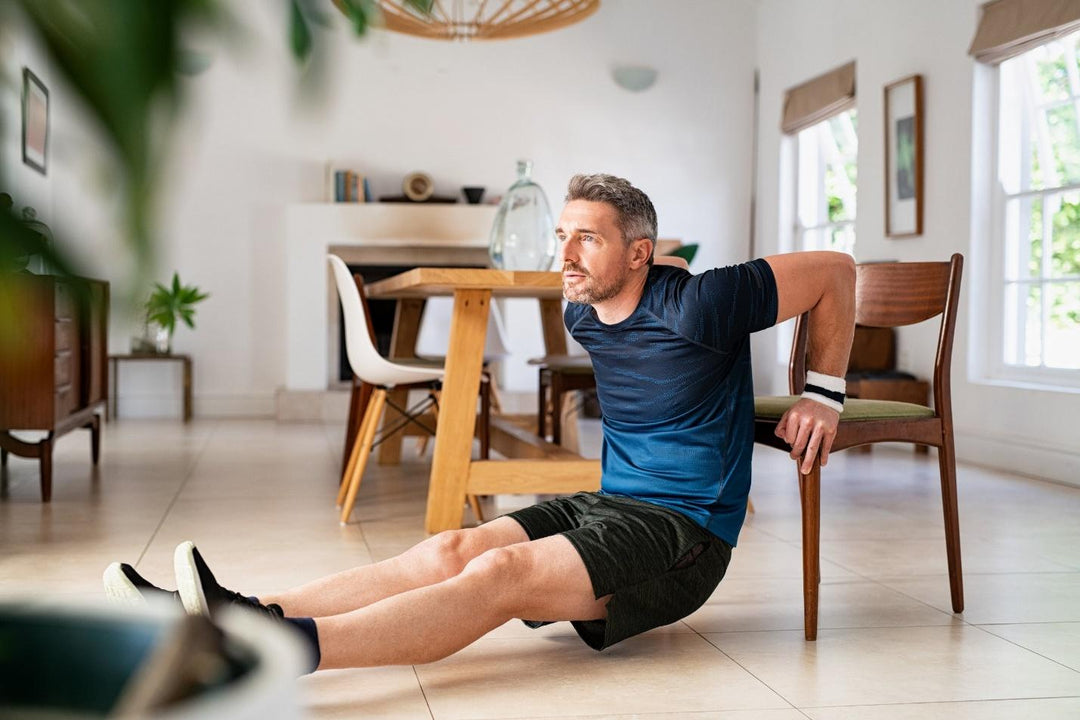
[315,533,607,669]
[260,517,529,618]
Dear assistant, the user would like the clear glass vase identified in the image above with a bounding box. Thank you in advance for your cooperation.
[488,160,557,271]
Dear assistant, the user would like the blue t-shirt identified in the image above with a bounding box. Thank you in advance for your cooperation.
[564,259,778,547]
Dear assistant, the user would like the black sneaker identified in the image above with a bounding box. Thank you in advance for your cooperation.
[173,541,284,620]
[102,562,181,607]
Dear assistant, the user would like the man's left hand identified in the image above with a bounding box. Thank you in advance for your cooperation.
[774,398,840,475]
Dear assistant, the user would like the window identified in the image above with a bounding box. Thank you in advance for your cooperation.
[994,31,1080,382]
[795,109,858,256]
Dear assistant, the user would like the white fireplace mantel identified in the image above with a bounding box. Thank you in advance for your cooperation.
[285,203,497,391]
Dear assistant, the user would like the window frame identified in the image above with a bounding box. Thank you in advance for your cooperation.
[776,109,859,366]
[793,110,858,256]
[979,44,1080,393]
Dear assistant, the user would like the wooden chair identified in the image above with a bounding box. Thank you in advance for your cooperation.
[753,254,964,640]
[532,354,596,445]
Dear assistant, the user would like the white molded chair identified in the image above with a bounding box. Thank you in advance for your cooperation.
[329,254,484,525]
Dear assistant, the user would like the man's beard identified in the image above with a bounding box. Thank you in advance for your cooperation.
[562,263,629,304]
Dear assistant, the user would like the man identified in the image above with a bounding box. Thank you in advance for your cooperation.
[104,173,855,672]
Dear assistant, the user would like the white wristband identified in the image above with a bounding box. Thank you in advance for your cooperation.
[802,371,846,413]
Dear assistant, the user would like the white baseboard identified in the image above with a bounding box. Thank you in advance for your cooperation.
[275,389,350,423]
[955,428,1080,488]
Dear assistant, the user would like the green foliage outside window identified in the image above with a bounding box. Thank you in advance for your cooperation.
[1029,199,1080,326]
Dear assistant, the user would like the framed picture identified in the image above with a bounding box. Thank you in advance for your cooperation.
[884,74,923,237]
[22,67,49,175]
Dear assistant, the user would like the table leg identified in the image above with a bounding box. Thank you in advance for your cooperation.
[426,289,490,533]
[183,356,192,423]
[380,298,425,465]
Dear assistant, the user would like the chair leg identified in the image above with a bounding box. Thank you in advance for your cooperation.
[938,436,964,613]
[339,389,387,525]
[342,377,370,474]
[479,379,491,460]
[468,494,485,524]
[537,369,548,441]
[487,377,503,415]
[378,388,410,465]
[416,390,439,458]
[551,372,563,446]
[337,390,380,507]
[337,391,379,508]
[798,459,821,641]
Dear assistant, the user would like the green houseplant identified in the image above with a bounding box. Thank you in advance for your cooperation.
[142,273,209,354]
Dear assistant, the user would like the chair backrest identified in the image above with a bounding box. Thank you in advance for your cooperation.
[788,254,963,417]
[328,254,390,379]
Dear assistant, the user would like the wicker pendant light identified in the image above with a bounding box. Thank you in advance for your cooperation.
[375,0,600,41]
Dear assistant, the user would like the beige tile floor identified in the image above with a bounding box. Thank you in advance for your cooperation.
[2,416,1080,718]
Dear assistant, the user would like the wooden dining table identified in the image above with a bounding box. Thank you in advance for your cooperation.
[364,267,601,533]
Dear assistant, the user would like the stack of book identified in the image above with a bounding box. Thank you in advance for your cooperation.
[332,170,372,203]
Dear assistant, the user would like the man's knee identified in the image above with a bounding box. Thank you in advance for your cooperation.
[460,546,532,591]
[422,529,484,578]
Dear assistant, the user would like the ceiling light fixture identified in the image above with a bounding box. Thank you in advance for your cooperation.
[373,0,600,42]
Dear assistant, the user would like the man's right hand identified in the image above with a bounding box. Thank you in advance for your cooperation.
[774,397,840,474]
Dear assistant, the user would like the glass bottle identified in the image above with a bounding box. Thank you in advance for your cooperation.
[488,160,557,271]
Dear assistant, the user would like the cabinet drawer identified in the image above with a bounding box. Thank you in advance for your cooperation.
[55,352,73,387]
[55,319,75,352]
[55,384,77,419]
[55,283,75,320]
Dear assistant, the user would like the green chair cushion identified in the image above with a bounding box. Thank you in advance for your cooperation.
[754,395,935,421]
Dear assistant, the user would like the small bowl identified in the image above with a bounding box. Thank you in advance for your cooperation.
[462,186,486,204]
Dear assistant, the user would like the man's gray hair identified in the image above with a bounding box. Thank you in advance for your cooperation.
[565,174,658,245]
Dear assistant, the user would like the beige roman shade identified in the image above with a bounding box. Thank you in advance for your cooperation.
[970,0,1080,64]
[781,61,856,135]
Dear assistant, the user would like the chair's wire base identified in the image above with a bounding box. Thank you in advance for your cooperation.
[370,388,440,450]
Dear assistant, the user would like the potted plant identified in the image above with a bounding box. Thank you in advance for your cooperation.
[140,272,209,354]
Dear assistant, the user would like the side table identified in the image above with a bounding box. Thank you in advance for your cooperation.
[108,354,193,423]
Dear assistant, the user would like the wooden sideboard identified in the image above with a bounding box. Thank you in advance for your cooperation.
[0,274,109,501]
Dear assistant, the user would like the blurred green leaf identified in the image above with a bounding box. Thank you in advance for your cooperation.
[290,0,314,60]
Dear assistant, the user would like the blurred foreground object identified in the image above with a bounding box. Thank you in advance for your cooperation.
[0,599,306,719]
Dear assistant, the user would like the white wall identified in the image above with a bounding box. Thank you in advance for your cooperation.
[147,0,761,409]
[754,0,1080,484]
[3,1,760,415]
[0,18,54,240]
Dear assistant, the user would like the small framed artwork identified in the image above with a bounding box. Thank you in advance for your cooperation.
[22,67,49,175]
[884,74,923,237]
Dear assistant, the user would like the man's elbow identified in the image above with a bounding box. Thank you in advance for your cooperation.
[830,252,856,295]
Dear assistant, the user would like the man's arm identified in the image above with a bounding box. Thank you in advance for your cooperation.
[763,251,856,474]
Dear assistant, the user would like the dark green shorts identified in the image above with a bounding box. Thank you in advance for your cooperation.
[506,492,731,651]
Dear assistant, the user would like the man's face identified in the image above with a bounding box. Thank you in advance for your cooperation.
[556,200,633,305]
